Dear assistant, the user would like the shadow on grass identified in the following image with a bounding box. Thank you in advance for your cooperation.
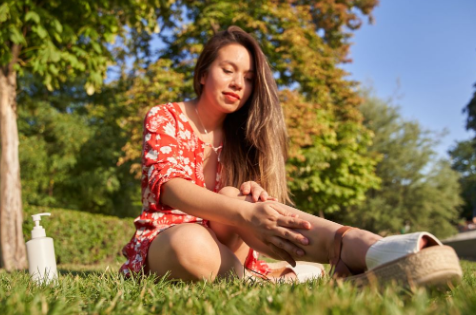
[54,262,124,278]
[57,268,105,278]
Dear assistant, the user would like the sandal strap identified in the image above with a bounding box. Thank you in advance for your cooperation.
[329,226,355,278]
[245,269,271,281]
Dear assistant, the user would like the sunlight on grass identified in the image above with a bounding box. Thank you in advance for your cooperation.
[1,260,475,314]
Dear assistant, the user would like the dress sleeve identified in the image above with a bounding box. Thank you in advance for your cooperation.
[142,105,193,208]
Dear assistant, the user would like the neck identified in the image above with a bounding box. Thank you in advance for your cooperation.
[194,98,226,134]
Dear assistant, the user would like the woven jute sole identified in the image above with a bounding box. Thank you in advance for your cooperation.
[345,245,463,288]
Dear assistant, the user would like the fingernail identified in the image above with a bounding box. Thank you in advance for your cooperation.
[297,250,304,256]
[301,238,309,245]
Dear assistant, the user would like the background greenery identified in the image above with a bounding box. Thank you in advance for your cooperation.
[3,0,476,239]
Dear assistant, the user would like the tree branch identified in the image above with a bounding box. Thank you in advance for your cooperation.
[8,44,21,77]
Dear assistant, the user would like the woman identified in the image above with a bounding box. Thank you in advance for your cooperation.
[121,26,461,286]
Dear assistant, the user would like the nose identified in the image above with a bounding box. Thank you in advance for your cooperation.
[231,74,243,90]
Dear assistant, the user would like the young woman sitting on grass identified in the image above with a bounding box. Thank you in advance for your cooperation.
[121,26,462,286]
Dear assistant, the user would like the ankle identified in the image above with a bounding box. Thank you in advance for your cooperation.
[340,229,382,272]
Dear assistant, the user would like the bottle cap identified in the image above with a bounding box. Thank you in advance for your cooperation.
[31,213,51,239]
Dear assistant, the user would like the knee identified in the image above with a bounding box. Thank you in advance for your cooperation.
[218,186,240,197]
[166,226,221,281]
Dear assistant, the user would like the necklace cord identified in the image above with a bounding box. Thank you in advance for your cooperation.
[194,106,222,152]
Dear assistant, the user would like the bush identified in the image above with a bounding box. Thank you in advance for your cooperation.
[23,206,135,265]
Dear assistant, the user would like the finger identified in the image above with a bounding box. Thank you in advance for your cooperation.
[240,181,251,194]
[277,215,311,230]
[258,190,269,202]
[264,196,278,202]
[269,243,296,267]
[251,186,262,202]
[269,236,305,263]
[269,203,288,215]
[276,226,309,246]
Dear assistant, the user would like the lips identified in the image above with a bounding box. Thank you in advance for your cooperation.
[223,92,240,100]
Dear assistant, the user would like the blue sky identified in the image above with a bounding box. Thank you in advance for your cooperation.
[342,0,476,158]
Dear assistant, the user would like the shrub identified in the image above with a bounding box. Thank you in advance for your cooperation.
[23,206,135,265]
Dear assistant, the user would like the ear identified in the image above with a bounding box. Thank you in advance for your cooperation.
[200,71,207,85]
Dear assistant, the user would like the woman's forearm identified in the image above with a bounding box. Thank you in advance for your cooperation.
[161,178,250,226]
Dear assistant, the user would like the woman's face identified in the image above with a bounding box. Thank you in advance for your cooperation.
[200,43,254,114]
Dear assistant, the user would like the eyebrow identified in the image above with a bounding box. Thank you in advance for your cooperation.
[220,60,254,73]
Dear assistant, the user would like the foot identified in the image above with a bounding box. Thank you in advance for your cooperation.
[364,232,442,271]
[336,229,437,276]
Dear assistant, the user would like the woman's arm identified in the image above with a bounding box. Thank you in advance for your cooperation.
[162,178,250,225]
[161,178,311,264]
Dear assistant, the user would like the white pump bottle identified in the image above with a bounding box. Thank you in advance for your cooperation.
[26,213,58,283]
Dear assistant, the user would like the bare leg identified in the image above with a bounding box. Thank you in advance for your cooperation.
[216,187,383,272]
[209,220,250,265]
[210,194,299,280]
[146,223,244,281]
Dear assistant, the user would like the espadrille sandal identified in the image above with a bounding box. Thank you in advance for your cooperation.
[330,226,463,287]
[245,261,325,283]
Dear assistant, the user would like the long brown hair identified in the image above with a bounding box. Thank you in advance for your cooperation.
[194,26,290,203]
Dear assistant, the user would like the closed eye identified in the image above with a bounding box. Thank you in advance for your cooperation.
[223,69,233,74]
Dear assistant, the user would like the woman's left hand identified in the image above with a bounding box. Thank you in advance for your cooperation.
[240,181,278,202]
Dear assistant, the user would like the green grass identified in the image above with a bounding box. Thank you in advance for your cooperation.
[1,261,475,314]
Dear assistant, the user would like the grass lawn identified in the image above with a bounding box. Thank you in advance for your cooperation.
[1,260,475,314]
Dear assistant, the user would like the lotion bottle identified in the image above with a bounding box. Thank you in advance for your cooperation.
[26,213,58,283]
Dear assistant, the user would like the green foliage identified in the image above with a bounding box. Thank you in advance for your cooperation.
[283,90,379,213]
[449,139,476,220]
[0,0,167,92]
[18,74,92,206]
[17,73,141,217]
[1,261,476,314]
[23,206,134,265]
[340,92,461,238]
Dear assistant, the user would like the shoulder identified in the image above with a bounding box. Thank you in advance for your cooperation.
[144,102,189,133]
[146,102,176,119]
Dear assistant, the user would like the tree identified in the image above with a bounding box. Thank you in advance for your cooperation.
[451,82,476,221]
[449,140,476,221]
[118,0,381,215]
[0,0,165,270]
[341,92,461,238]
[464,82,476,133]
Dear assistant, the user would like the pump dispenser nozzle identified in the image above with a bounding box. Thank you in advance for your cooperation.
[31,213,51,239]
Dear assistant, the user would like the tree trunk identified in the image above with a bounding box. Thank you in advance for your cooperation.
[0,43,27,270]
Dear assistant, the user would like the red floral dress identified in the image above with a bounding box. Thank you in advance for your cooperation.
[120,102,270,277]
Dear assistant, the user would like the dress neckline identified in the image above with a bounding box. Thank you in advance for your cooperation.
[171,102,223,152]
